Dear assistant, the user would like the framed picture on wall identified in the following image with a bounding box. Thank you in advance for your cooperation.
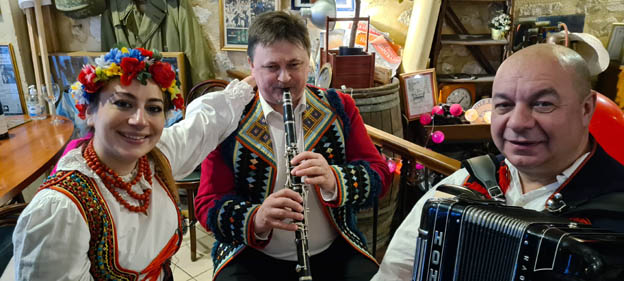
[291,0,312,10]
[219,0,280,51]
[336,0,355,12]
[607,22,624,60]
[399,69,438,121]
[0,44,26,115]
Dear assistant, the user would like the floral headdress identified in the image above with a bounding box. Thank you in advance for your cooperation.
[71,47,184,119]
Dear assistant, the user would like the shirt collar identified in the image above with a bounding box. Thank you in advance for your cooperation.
[257,89,308,120]
[504,152,591,189]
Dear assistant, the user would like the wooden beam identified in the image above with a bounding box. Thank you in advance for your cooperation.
[365,124,460,176]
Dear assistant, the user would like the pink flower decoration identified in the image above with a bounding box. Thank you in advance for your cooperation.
[386,159,397,173]
[431,130,445,144]
[420,113,432,125]
[415,163,424,170]
[432,105,444,115]
[450,104,463,117]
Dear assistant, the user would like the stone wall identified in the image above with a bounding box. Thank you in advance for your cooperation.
[435,0,624,77]
[3,0,623,86]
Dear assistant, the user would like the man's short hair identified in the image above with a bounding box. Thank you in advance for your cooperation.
[247,11,311,60]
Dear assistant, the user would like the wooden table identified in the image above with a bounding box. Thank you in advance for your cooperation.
[0,115,74,204]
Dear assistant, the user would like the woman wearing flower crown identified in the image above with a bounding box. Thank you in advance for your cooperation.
[10,47,255,280]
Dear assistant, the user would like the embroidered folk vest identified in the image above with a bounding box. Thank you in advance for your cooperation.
[41,170,182,280]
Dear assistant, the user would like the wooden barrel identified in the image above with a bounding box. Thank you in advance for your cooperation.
[349,78,403,260]
[356,173,400,260]
[350,77,403,139]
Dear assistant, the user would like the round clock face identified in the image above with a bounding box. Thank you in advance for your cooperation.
[446,88,472,109]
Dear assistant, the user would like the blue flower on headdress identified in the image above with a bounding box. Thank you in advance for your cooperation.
[104,48,125,65]
[125,48,145,61]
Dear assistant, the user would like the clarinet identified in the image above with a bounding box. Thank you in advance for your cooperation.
[282,89,313,281]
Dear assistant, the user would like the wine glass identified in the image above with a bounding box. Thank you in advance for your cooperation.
[42,83,64,125]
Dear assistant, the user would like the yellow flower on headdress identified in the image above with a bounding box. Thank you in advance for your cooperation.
[121,47,129,54]
[71,81,81,91]
[167,84,180,97]
[104,63,122,77]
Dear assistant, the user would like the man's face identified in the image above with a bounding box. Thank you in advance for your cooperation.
[249,40,310,109]
[491,57,595,176]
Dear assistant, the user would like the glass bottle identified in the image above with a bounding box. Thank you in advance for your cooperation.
[26,85,46,120]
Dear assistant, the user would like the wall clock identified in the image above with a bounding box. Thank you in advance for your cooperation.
[438,83,476,110]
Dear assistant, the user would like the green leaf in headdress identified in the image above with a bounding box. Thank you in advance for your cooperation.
[151,49,163,60]
[136,71,152,85]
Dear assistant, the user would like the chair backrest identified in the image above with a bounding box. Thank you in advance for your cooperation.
[185,79,230,107]
[0,203,27,273]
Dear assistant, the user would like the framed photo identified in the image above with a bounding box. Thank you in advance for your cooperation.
[607,23,624,61]
[291,0,312,10]
[315,63,332,89]
[219,0,279,51]
[336,0,355,12]
[0,44,26,115]
[48,51,188,100]
[399,69,438,121]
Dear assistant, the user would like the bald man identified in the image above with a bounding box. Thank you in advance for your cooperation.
[372,44,624,281]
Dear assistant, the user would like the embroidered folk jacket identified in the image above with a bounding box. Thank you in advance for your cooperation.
[194,85,392,277]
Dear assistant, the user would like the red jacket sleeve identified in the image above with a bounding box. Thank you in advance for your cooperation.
[340,92,392,198]
[195,147,234,230]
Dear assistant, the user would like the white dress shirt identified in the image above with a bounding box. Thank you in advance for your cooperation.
[371,153,589,281]
[10,80,254,281]
[255,91,338,261]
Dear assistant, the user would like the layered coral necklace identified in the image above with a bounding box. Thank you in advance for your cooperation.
[83,139,153,213]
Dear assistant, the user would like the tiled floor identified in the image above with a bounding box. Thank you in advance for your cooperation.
[171,225,216,281]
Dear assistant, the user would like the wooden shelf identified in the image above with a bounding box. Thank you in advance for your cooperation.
[438,74,495,83]
[441,34,507,45]
[426,123,491,142]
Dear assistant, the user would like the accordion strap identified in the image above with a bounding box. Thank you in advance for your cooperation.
[463,154,505,202]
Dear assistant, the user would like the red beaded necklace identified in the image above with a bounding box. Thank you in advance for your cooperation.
[83,139,153,213]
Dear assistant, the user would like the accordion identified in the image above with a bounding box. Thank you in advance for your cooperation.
[412,187,624,281]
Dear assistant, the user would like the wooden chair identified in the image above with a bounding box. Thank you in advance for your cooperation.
[0,203,27,273]
[176,79,229,262]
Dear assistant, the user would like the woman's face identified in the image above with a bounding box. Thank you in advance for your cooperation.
[87,79,166,174]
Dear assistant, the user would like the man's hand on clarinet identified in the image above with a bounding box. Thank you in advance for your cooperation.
[253,189,304,235]
[290,151,337,194]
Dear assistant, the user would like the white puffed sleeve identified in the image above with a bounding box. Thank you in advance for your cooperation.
[157,79,255,179]
[12,189,93,281]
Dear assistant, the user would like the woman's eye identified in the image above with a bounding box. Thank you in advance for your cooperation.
[147,105,163,114]
[113,100,132,109]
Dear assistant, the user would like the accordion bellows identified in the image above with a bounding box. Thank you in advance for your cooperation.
[413,193,624,281]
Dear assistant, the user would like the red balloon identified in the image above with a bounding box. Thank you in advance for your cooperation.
[589,92,624,165]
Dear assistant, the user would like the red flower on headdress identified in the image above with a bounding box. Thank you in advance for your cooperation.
[75,103,88,120]
[120,57,145,85]
[78,65,103,93]
[136,48,153,58]
[172,94,185,111]
[149,61,176,89]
